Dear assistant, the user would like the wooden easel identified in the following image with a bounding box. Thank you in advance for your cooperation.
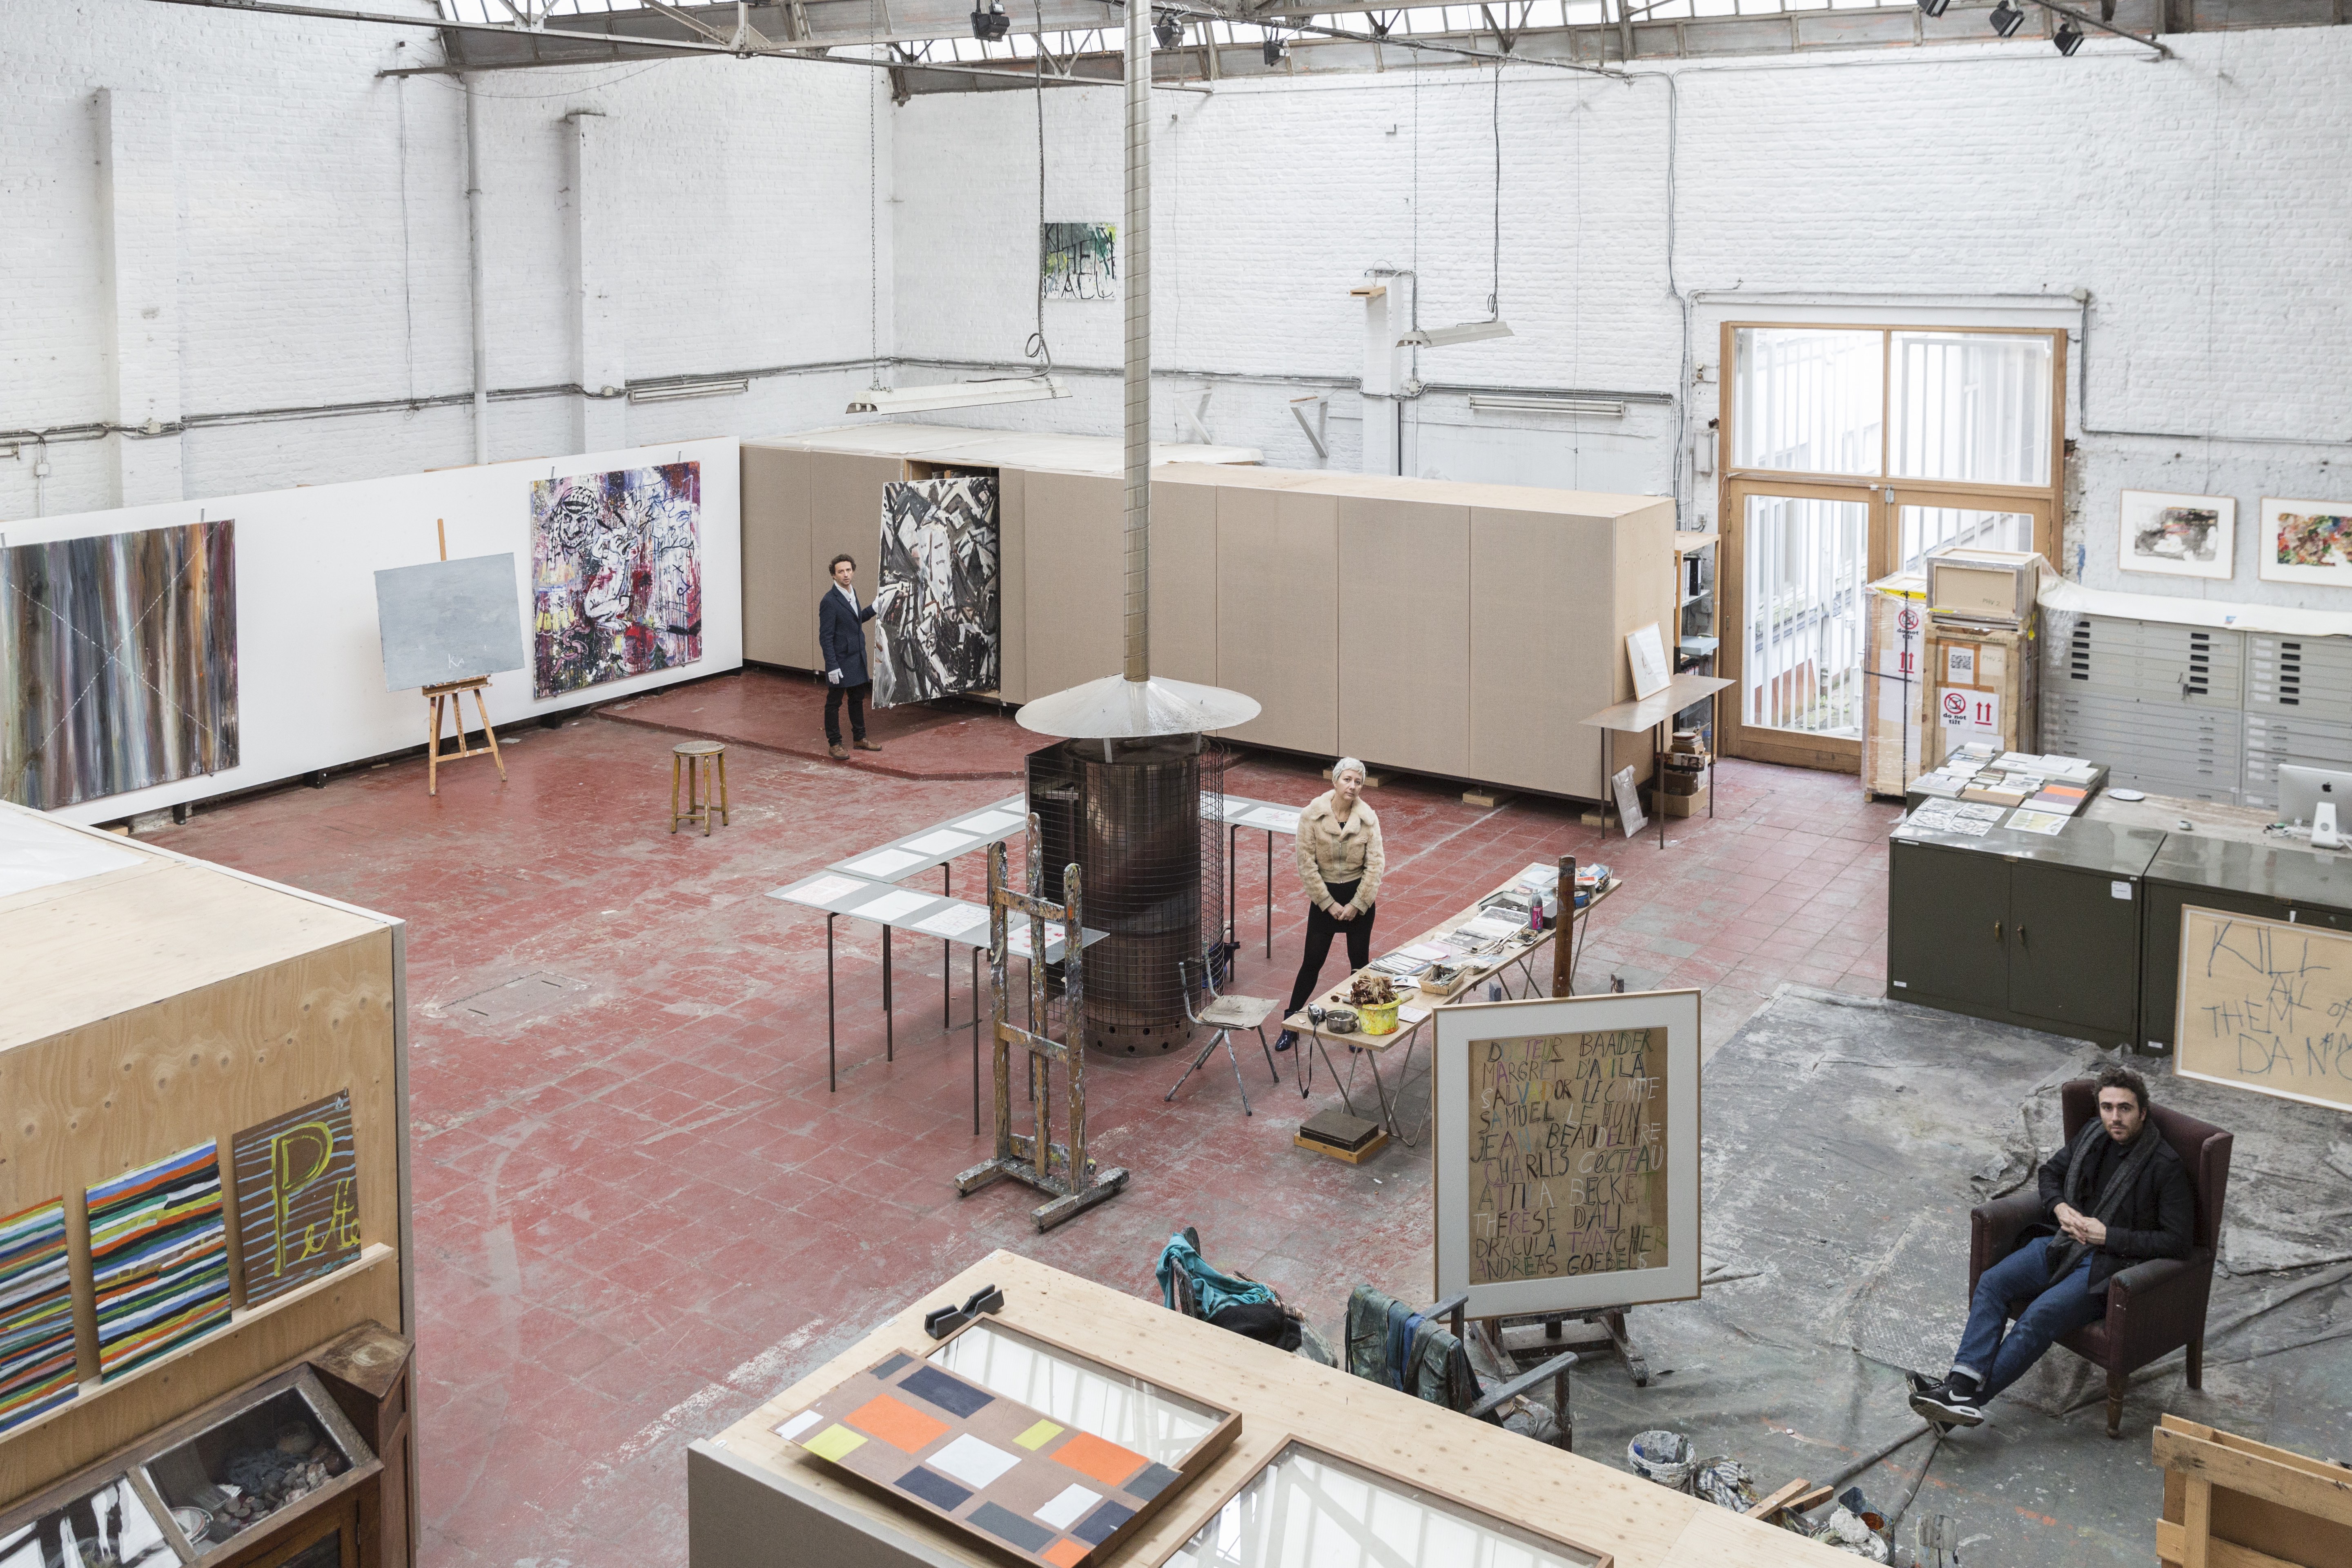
[955,820,1129,1231]
[423,518,507,797]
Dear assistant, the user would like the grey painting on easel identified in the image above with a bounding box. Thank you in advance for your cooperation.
[374,553,526,692]
[873,477,999,708]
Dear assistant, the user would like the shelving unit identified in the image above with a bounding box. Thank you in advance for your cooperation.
[1670,530,1720,746]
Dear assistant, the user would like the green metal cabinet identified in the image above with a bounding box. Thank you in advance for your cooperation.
[2137,833,2352,1054]
[1888,817,2165,1047]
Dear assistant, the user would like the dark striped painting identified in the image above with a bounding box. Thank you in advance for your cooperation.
[233,1091,360,1307]
[87,1141,231,1381]
[1,521,238,809]
[0,1196,77,1434]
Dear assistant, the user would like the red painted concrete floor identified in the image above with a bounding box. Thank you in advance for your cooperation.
[143,675,1897,1568]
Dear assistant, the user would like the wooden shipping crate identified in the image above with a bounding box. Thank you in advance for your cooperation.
[1922,611,2041,771]
[1862,572,1928,798]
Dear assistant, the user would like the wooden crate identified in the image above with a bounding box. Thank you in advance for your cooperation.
[1862,571,1927,798]
[2155,1414,2352,1568]
[0,804,410,1544]
[1921,611,2041,772]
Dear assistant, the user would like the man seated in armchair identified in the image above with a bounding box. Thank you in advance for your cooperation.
[1911,1065,2193,1428]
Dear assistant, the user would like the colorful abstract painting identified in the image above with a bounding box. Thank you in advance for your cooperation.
[2118,490,2234,582]
[530,462,702,699]
[1042,223,1117,302]
[1,521,238,809]
[87,1142,230,1381]
[233,1091,361,1307]
[775,1348,1218,1568]
[874,477,999,708]
[0,1197,77,1434]
[2259,496,2352,586]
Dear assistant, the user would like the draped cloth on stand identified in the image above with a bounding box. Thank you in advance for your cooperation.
[873,475,998,708]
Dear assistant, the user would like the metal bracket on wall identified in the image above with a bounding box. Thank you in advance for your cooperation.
[1176,387,1214,445]
[1290,395,1330,459]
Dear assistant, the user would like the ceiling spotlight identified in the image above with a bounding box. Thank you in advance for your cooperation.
[1988,0,2025,34]
[971,0,1010,41]
[1154,9,1183,47]
[2053,19,2084,50]
[1915,0,1950,15]
[1262,29,1287,65]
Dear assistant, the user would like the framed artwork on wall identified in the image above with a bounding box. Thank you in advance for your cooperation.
[2258,497,2352,587]
[2116,490,2234,581]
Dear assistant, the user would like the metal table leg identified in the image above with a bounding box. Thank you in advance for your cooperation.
[1265,830,1273,959]
[827,912,838,1093]
[943,864,952,1027]
[970,945,980,1135]
[1655,720,1667,849]
[884,925,893,1062]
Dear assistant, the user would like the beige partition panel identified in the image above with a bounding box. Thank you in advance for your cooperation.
[994,466,1028,702]
[739,444,812,667]
[1326,483,1471,778]
[807,452,909,672]
[1143,472,1223,687]
[1021,469,1125,698]
[1218,487,1340,755]
[1470,504,1613,796]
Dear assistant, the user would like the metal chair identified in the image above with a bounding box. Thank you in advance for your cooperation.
[1169,958,1281,1116]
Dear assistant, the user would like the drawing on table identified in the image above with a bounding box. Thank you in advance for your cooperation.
[874,476,999,707]
[1,521,238,809]
[530,461,702,698]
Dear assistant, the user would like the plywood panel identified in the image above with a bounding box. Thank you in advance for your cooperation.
[707,1250,1840,1568]
[1334,494,1470,778]
[1471,506,1616,796]
[1144,474,1221,687]
[995,466,1028,702]
[1218,488,1339,755]
[740,444,812,667]
[1020,469,1124,699]
[808,452,909,673]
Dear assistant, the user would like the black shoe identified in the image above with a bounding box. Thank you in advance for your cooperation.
[1274,1030,1296,1053]
[1908,1385,1984,1427]
[1907,1371,1941,1396]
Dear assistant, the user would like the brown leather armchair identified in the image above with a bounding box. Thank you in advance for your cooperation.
[1968,1079,2232,1439]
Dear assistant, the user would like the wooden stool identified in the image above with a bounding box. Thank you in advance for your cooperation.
[670,741,729,836]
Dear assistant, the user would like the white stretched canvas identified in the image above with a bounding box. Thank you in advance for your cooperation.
[2259,497,2352,587]
[1626,622,1671,700]
[2117,490,2234,581]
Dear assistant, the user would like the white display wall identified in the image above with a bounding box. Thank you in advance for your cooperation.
[8,437,742,826]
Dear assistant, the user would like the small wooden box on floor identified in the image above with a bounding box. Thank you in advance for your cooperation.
[688,1252,1857,1568]
[0,803,414,1563]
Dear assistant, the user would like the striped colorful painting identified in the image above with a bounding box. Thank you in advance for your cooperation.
[0,1197,77,1434]
[0,521,239,809]
[233,1091,360,1307]
[87,1142,231,1381]
[530,463,701,699]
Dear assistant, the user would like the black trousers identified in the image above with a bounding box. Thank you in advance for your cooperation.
[824,679,870,744]
[1286,878,1376,1017]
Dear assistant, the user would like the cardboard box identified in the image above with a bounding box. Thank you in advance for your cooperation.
[1923,612,2040,771]
[1926,548,2047,626]
[1862,571,1928,799]
[1646,783,1709,818]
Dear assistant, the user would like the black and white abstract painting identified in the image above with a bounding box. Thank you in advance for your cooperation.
[873,477,999,707]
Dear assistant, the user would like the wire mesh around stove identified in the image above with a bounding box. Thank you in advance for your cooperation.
[1025,736,1209,1054]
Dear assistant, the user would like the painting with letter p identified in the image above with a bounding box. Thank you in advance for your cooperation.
[232,1091,361,1306]
[1436,990,1701,1319]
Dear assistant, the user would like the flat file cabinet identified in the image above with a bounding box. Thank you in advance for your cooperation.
[2130,825,2352,1054]
[1887,815,2165,1047]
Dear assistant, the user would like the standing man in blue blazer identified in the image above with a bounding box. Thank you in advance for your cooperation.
[820,553,900,760]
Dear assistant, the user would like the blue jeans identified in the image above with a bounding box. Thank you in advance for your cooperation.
[1952,1237,2106,1401]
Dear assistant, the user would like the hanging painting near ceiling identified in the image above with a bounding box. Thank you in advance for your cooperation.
[530,461,702,698]
[874,477,1000,707]
[0,521,238,810]
[1041,223,1117,302]
[2117,490,2234,581]
[2258,496,2352,587]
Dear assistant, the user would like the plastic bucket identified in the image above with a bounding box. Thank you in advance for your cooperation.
[1359,998,1401,1035]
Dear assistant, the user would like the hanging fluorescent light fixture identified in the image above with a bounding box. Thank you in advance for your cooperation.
[845,376,1067,414]
[1399,319,1514,348]
[1468,394,1623,416]
[627,375,750,403]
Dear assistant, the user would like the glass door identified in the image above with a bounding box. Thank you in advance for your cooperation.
[1724,485,1872,767]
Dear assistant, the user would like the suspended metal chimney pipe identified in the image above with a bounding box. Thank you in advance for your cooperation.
[1121,3,1150,683]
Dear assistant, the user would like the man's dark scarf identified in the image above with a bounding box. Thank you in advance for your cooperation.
[2049,1116,2162,1279]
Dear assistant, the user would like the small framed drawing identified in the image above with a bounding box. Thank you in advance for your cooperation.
[2259,497,2352,587]
[1625,623,1670,700]
[2117,490,2234,581]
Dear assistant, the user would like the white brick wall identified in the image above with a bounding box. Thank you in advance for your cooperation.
[7,11,2350,610]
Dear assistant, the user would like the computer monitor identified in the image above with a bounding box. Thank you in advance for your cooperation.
[2276,763,2352,827]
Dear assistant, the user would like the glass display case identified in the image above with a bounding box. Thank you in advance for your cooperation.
[0,1368,378,1568]
[927,1320,1226,1467]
